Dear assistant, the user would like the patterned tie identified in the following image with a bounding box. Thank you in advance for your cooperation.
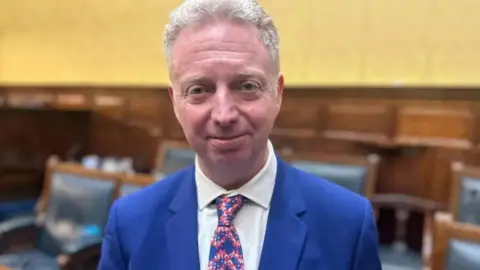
[208,195,246,270]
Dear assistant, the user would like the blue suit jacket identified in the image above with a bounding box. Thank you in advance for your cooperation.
[99,158,382,269]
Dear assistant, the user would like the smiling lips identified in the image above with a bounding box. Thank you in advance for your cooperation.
[209,134,247,151]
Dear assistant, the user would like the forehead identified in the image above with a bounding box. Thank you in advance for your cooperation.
[170,20,274,80]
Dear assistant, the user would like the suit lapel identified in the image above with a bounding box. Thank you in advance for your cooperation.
[165,168,200,270]
[259,159,307,270]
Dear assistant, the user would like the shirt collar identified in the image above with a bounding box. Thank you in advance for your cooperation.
[195,140,277,210]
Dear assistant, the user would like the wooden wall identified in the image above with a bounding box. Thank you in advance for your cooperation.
[272,87,480,205]
[1,86,480,207]
[0,106,91,201]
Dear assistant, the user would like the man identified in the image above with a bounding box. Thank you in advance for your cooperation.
[99,0,382,269]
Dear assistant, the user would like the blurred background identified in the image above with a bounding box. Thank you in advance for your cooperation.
[0,0,479,269]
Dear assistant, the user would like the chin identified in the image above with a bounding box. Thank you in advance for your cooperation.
[208,148,252,165]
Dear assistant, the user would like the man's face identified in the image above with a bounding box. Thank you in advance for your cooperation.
[168,20,283,168]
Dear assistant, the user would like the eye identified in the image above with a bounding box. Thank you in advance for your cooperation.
[187,85,207,95]
[240,81,260,91]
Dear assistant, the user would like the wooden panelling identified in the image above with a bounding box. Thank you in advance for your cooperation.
[323,103,394,145]
[128,93,163,132]
[93,94,126,120]
[270,87,480,205]
[5,85,480,252]
[0,107,91,201]
[54,92,91,109]
[2,85,480,206]
[274,97,322,137]
[86,87,166,171]
[395,106,476,148]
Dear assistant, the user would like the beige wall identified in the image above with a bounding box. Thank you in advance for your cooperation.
[1,0,479,86]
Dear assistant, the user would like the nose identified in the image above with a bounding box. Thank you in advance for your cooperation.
[211,88,239,128]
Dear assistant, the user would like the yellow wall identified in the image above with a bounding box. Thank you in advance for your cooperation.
[0,0,177,85]
[1,0,480,86]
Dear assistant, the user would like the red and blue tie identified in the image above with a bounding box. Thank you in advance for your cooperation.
[208,195,246,270]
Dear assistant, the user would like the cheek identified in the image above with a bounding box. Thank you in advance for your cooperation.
[243,103,278,128]
[177,106,209,133]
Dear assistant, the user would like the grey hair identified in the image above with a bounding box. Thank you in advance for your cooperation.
[163,0,280,75]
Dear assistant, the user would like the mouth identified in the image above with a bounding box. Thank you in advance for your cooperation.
[207,134,248,151]
[209,134,245,140]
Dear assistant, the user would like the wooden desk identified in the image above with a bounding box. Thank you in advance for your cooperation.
[0,266,11,270]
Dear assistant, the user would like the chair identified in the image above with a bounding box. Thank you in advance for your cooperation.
[153,140,196,177]
[417,161,480,267]
[430,213,480,270]
[0,156,122,270]
[0,199,37,222]
[120,173,155,197]
[289,152,431,269]
[288,152,379,198]
[371,194,445,270]
[449,162,480,226]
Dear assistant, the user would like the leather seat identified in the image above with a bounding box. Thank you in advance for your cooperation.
[163,148,196,175]
[379,245,423,270]
[0,249,58,270]
[456,177,480,225]
[0,172,116,270]
[445,239,480,270]
[291,161,367,195]
[0,199,37,222]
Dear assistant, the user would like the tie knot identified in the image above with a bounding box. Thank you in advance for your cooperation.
[215,195,245,227]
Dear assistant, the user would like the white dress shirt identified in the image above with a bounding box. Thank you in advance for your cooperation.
[195,140,277,270]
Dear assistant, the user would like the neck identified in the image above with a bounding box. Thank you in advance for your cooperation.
[199,144,270,190]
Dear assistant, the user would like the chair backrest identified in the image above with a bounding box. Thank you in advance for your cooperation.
[450,162,480,226]
[431,214,480,270]
[36,156,122,256]
[290,152,379,198]
[154,140,196,176]
[120,173,155,197]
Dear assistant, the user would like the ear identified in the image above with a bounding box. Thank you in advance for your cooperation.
[168,84,174,100]
[168,84,182,122]
[275,73,284,106]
